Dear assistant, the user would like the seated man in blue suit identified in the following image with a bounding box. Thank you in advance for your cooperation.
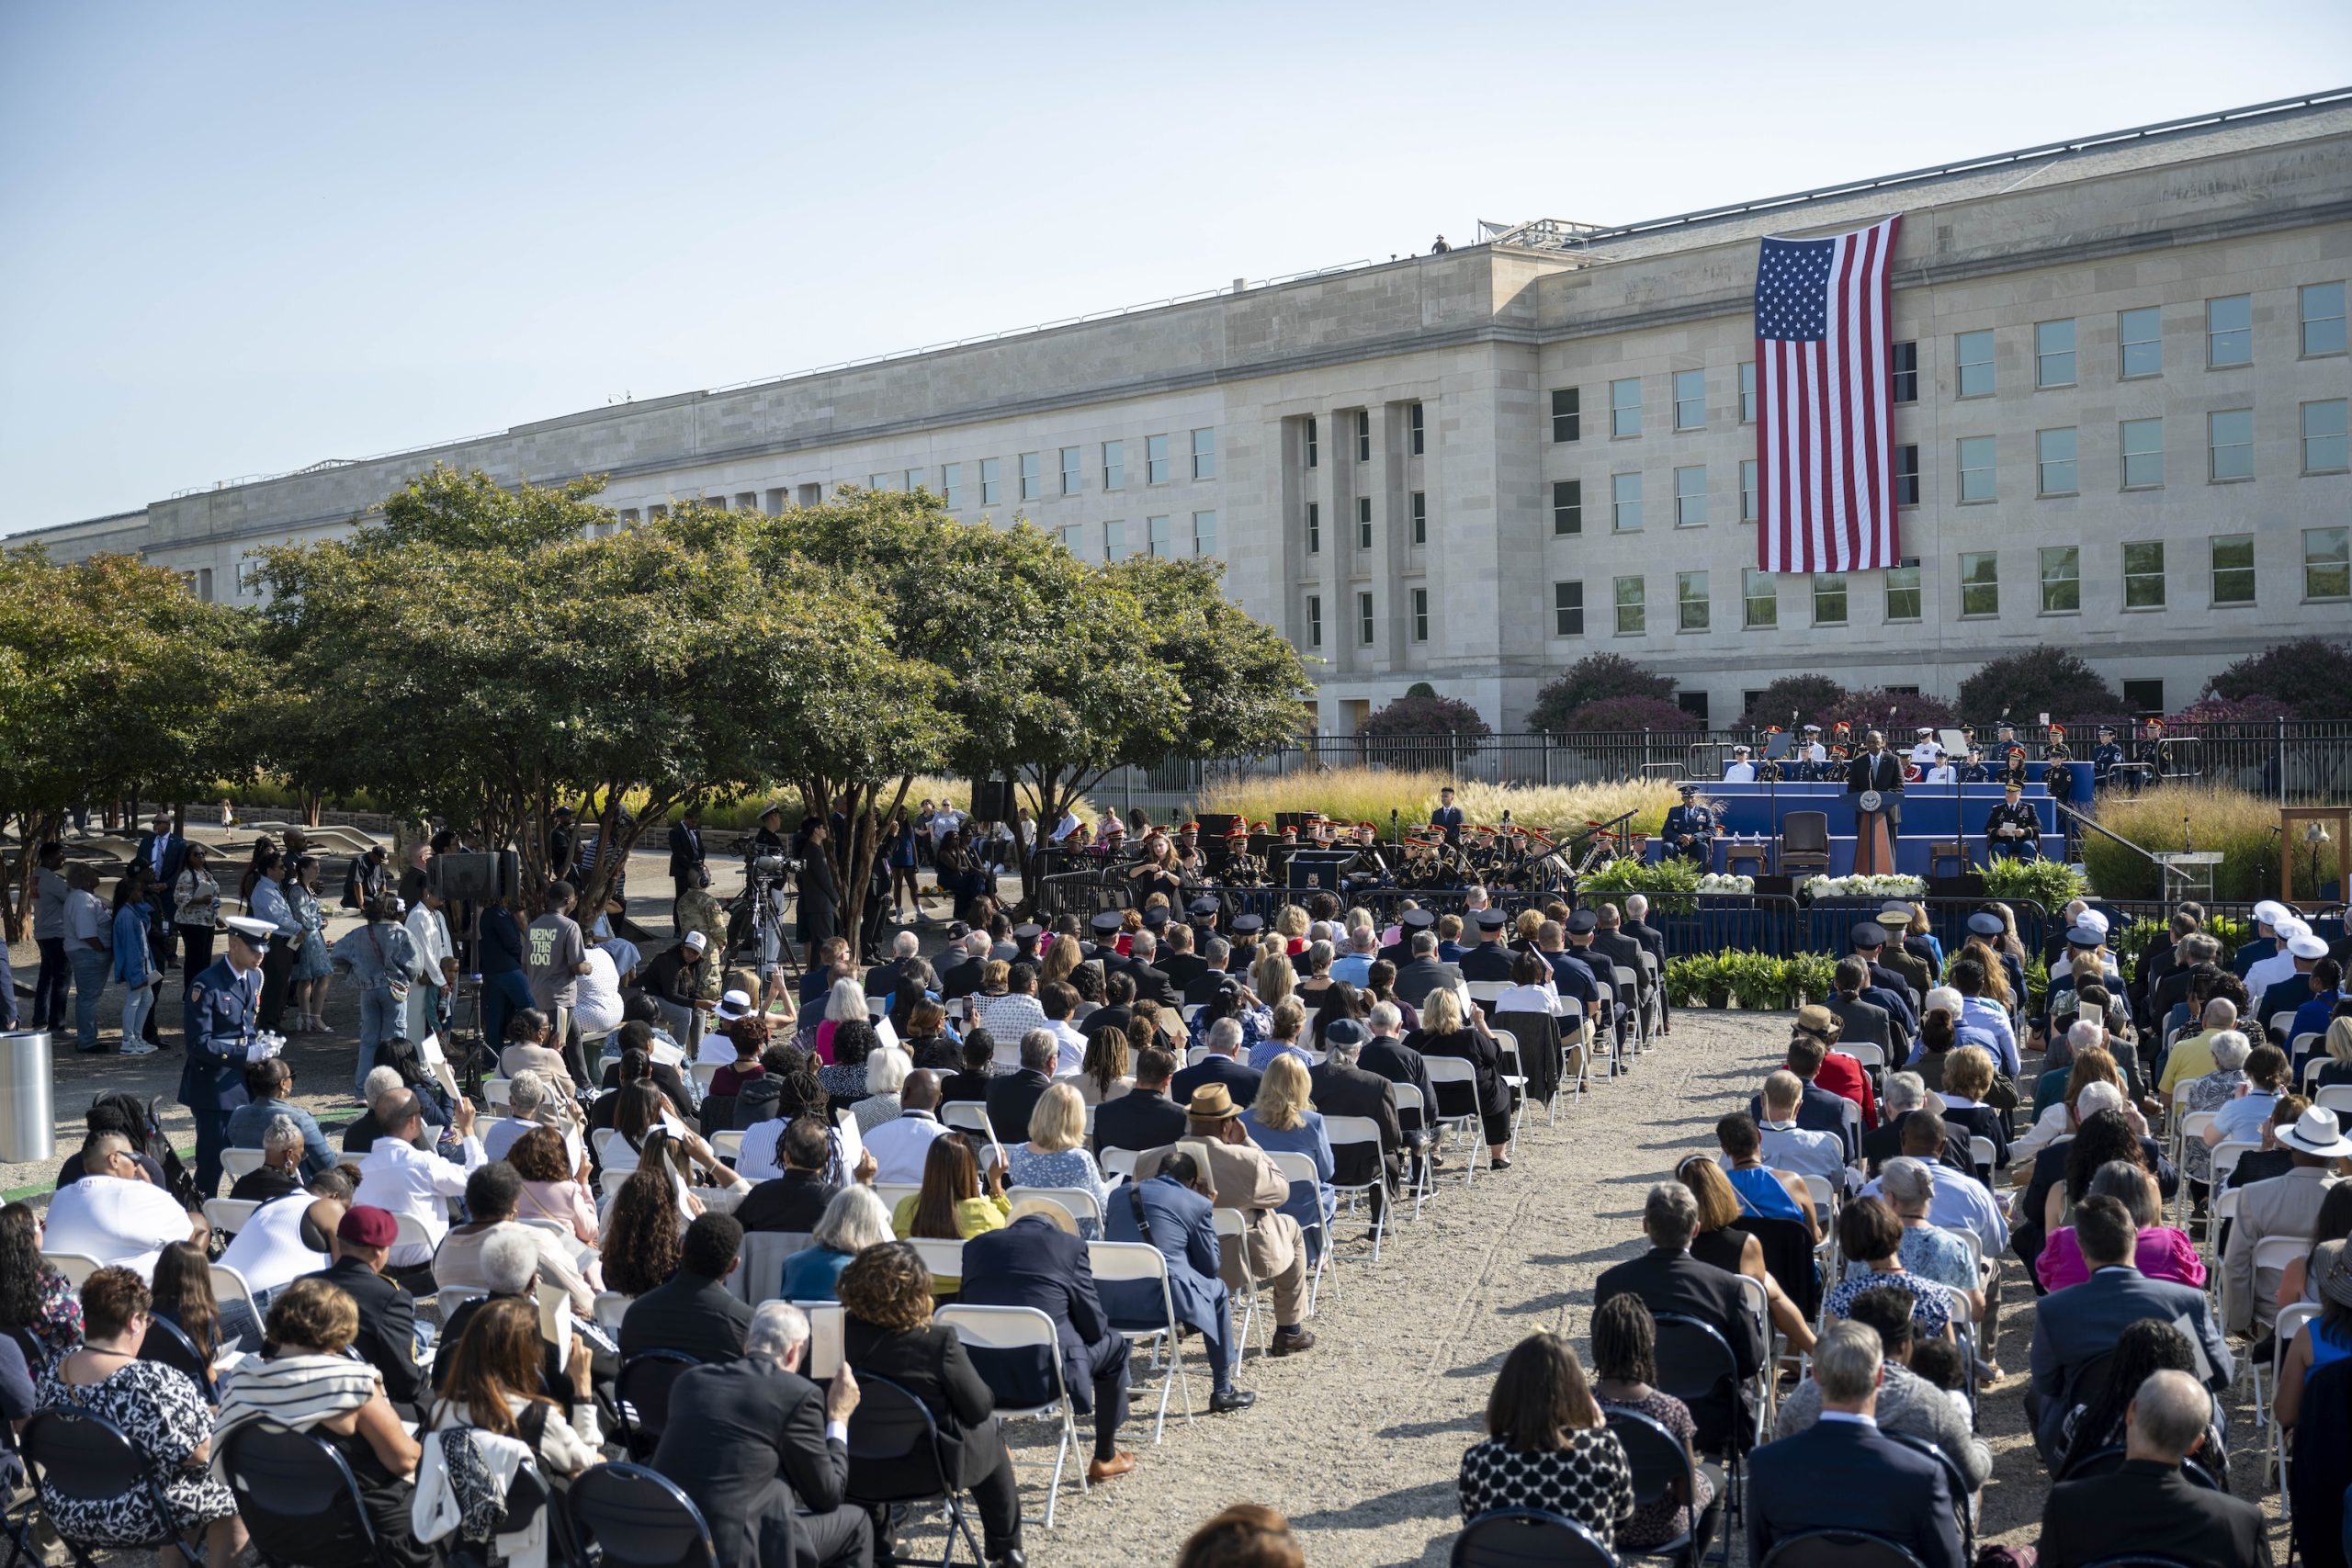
[1170,1016,1262,1108]
[2027,1193,2233,1464]
[1748,1320,1966,1568]
[1100,1148,1254,1414]
[959,1201,1137,1483]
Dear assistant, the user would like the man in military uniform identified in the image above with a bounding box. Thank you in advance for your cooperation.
[183,915,273,1197]
[2134,717,2167,793]
[1907,727,1939,771]
[674,881,729,1002]
[2092,724,2127,794]
[1799,724,1828,781]
[1661,784,1717,867]
[1984,781,2042,862]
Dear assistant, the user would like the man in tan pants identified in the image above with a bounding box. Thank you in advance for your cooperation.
[1136,1084,1317,1354]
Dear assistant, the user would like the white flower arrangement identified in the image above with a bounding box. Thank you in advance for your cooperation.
[1696,874,1756,893]
[1802,874,1928,899]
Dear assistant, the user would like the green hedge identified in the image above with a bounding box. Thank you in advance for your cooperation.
[1665,952,1838,1010]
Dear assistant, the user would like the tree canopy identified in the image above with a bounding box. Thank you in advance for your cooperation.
[1529,654,1675,731]
[1954,649,2123,728]
[2206,637,2352,721]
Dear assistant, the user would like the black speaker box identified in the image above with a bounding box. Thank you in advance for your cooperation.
[1286,851,1353,893]
[430,851,514,904]
[1196,812,1243,840]
[1751,874,1793,897]
[972,779,1014,822]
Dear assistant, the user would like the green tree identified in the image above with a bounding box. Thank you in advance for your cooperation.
[2206,637,2352,721]
[1956,649,2122,727]
[1739,674,1849,731]
[1360,691,1492,762]
[1529,654,1675,731]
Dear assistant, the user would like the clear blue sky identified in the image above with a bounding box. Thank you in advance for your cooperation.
[3,2,2345,535]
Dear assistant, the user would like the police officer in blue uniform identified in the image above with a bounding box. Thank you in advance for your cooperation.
[183,914,272,1198]
[1660,784,1717,867]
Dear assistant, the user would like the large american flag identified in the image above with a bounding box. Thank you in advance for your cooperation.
[1754,215,1902,573]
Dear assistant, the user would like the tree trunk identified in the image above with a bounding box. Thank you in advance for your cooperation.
[5,808,65,945]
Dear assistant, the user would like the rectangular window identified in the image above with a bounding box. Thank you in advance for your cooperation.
[1551,388,1581,443]
[867,473,890,492]
[1018,451,1042,501]
[1739,459,1758,522]
[1102,441,1125,491]
[1193,510,1216,557]
[2123,540,2165,609]
[2211,534,2256,605]
[1741,360,1759,420]
[1957,435,1996,502]
[902,468,923,494]
[1959,550,1999,617]
[1673,465,1707,526]
[2304,400,2349,473]
[1147,515,1171,558]
[2309,527,2352,601]
[1058,446,1081,496]
[2035,319,2077,387]
[1408,402,1425,456]
[1554,581,1585,637]
[1884,559,1922,623]
[1305,417,1318,468]
[1613,575,1645,635]
[1812,572,1848,626]
[1743,569,1777,628]
[2120,418,2164,489]
[1355,410,1372,461]
[1191,427,1216,479]
[2209,409,2254,480]
[1102,520,1125,560]
[940,462,965,509]
[1890,342,1917,404]
[1357,592,1375,645]
[1552,479,1582,536]
[1611,377,1642,437]
[2039,545,2081,613]
[1677,570,1710,631]
[1356,496,1373,549]
[1409,491,1427,546]
[2122,679,2165,714]
[2208,295,2253,367]
[1894,444,1920,507]
[2119,306,2163,378]
[1306,502,1321,554]
[2037,428,2078,496]
[1611,471,1644,532]
[1410,587,1430,642]
[764,488,788,513]
[1146,434,1170,484]
[1956,330,1995,397]
[2304,282,2348,357]
[1058,524,1085,555]
[978,457,1001,505]
[1306,594,1323,649]
[1678,692,1711,724]
[1674,369,1705,431]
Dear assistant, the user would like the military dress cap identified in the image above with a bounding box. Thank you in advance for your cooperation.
[2098,724,2117,736]
[1803,724,1822,733]
[1565,909,1599,934]
[1877,902,1915,922]
[1474,909,1509,931]
[2290,933,2331,960]
[1141,906,1170,930]
[1678,782,1699,795]
[1090,910,1125,935]
[1850,921,1890,949]
[224,916,275,944]
[1232,913,1265,935]
[1733,745,1752,756]
[337,1205,398,1247]
[1967,912,2006,937]
[1188,897,1220,919]
[1012,922,1043,941]
[758,804,784,820]
[1401,908,1436,931]
[2077,908,2110,937]
[2253,899,2290,927]
[2064,924,2104,947]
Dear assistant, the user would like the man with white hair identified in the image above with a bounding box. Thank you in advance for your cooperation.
[1170,1015,1261,1106]
[481,1068,582,1168]
[1358,1000,1438,1159]
[2036,1368,2267,1567]
[937,928,993,1003]
[2160,996,2240,1095]
[344,1066,446,1156]
[653,1301,868,1568]
[1329,925,1379,987]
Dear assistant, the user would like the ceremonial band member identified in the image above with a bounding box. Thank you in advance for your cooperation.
[1999,746,2031,789]
[1984,781,2041,863]
[1661,784,1717,868]
[184,915,275,1196]
[1847,730,1905,840]
[1430,787,1464,850]
[2091,724,2127,794]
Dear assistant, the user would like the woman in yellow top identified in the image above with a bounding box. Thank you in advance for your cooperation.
[890,1134,1011,1295]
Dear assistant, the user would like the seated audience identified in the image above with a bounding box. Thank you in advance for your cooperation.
[0,1201,84,1361]
[351,1090,483,1269]
[1136,1086,1317,1354]
[600,1163,687,1298]
[228,1114,309,1203]
[1589,1293,1722,1557]
[1775,1283,1989,1493]
[506,1123,599,1248]
[1093,1044,1187,1155]
[428,1294,601,1483]
[1456,1330,1634,1549]
[1825,1194,1955,1340]
[432,1161,597,1313]
[738,1116,845,1235]
[1101,1148,1254,1413]
[2224,1103,2352,1341]
[1593,1184,1766,1454]
[1752,1070,1853,1194]
[2037,1369,2267,1568]
[2034,1160,2202,1292]
[864,1069,953,1185]
[1177,1505,1303,1568]
[1241,1055,1337,1258]
[850,1044,914,1136]
[1871,1157,1984,1319]
[618,1212,752,1364]
[307,1204,423,1407]
[1003,1082,1114,1232]
[497,1006,574,1089]
[150,1237,253,1365]
[960,1201,1136,1484]
[43,1130,197,1276]
[222,1057,334,1180]
[781,1185,896,1303]
[891,1134,1012,1292]
[481,1069,580,1167]
[984,1030,1058,1144]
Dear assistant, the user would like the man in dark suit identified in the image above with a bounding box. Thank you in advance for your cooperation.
[795,824,841,949]
[1159,924,1210,997]
[1100,1150,1253,1414]
[1845,728,1907,840]
[1620,896,1668,1028]
[2036,1368,2267,1568]
[936,928,987,1002]
[1390,932,1464,1010]
[620,1213,755,1365]
[1378,907,1431,967]
[960,1208,1136,1482]
[861,929,927,1002]
[1093,1045,1187,1155]
[1361,1004,1437,1158]
[1309,1021,1404,1225]
[737,1117,840,1234]
[652,1300,869,1568]
[985,1031,1057,1137]
[1170,1018,1262,1108]
[1747,1321,1965,1568]
[1591,904,1651,1010]
[667,807,707,933]
[1455,910,1517,981]
[939,1035,994,1105]
[311,1205,423,1407]
[133,811,187,976]
[1122,931,1181,1008]
[1429,786,1464,849]
[2028,1196,2233,1461]
[1594,1183,1766,1454]
[1826,962,1894,1052]
[1180,937,1232,1010]
[1082,972,1136,1049]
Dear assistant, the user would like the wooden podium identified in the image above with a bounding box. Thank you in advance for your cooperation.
[1852,789,1896,875]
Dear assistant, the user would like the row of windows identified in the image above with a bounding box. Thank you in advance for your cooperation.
[1056,512,1218,562]
[1544,283,2346,445]
[1301,491,1433,555]
[1301,587,1435,649]
[848,430,1218,509]
[1302,404,1428,468]
[1547,527,2351,637]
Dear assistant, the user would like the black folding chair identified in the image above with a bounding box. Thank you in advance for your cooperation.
[1882,1431,1973,1562]
[1758,1529,1930,1567]
[842,1371,987,1568]
[140,1314,217,1403]
[2056,1445,2222,1490]
[2079,1557,2206,1567]
[1451,1507,1618,1566]
[1604,1405,1703,1568]
[613,1348,700,1461]
[1651,1312,1756,1556]
[568,1461,718,1568]
[220,1420,403,1567]
[20,1405,186,1568]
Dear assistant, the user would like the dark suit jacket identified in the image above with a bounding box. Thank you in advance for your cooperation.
[1125,961,1180,1009]
[2039,1457,2268,1568]
[652,1358,847,1568]
[1170,1053,1262,1109]
[1456,942,1517,982]
[1569,942,1623,1014]
[314,1257,421,1406]
[939,1068,992,1105]
[133,831,190,894]
[1748,1419,1964,1568]
[958,1215,1124,1401]
[1622,919,1668,966]
[666,822,705,878]
[1826,993,1893,1050]
[984,1070,1052,1143]
[841,1319,1007,1489]
[1359,1036,1437,1136]
[1847,750,1905,795]
[1308,1060,1403,1186]
[619,1269,752,1365]
[1180,964,1230,1009]
[1160,953,1209,996]
[736,1169,837,1235]
[1593,1247,1764,1452]
[1391,955,1463,1008]
[1092,1087,1188,1154]
[1592,930,1650,991]
[2258,976,2318,1041]
[1860,1111,1974,1178]
[940,956,983,1002]
[2029,1265,2233,1458]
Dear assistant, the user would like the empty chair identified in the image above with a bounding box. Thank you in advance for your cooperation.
[1452,1508,1619,1567]
[1780,813,1830,878]
[614,1349,701,1461]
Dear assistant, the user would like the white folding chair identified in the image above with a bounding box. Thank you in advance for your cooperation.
[1264,1149,1333,1313]
[2245,1247,2317,1446]
[906,1235,967,1284]
[1097,1147,1140,1183]
[2271,1301,2323,1499]
[1840,1040,1887,1076]
[873,1181,922,1216]
[218,1147,268,1183]
[935,1303,1086,1528]
[1391,1083,1436,1219]
[1322,1114,1394,1262]
[2173,1110,2217,1225]
[942,1101,997,1139]
[590,1126,623,1167]
[1967,1135,1996,1174]
[2270,1012,2301,1047]
[392,1212,437,1258]
[483,1077,513,1111]
[432,1283,489,1323]
[1184,1046,1213,1067]
[40,1251,102,1288]
[1086,1240,1194,1442]
[203,1197,262,1238]
[209,1262,261,1337]
[1464,981,1508,1006]
[691,1061,724,1091]
[1009,1188,1105,1234]
[2318,1085,2352,1120]
[1181,1005,1203,1025]
[1212,1207,1272,1359]
[2210,1139,2261,1192]
[594,1291,632,1333]
[1490,1029,1531,1149]
[2304,1050,2333,1090]
[710,1129,744,1163]
[1420,1056,1484,1182]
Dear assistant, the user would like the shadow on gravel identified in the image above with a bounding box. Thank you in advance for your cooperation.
[1283,1479,1459,1530]
[1376,1415,1484,1440]
[1497,1290,1582,1317]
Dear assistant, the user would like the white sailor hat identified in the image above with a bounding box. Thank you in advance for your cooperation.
[1915,726,1933,736]
[2253,900,2290,927]
[225,916,275,945]
[1802,724,1822,733]
[2076,908,2110,937]
[2290,934,2330,961]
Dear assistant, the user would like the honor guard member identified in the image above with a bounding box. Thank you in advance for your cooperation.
[1961,750,1995,783]
[1187,895,1222,948]
[184,915,272,1196]
[2134,717,2166,793]
[1724,746,1758,783]
[1430,787,1465,850]
[1958,723,1978,757]
[1229,912,1266,957]
[1984,780,2042,862]
[1661,784,1718,867]
[1999,746,2031,788]
[1800,724,1828,780]
[1088,908,1126,964]
[1382,906,1434,965]
[1995,717,2020,752]
[752,803,788,857]
[2092,724,2127,793]
[1907,727,1939,770]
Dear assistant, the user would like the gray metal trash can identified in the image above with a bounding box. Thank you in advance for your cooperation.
[0,1030,56,1164]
